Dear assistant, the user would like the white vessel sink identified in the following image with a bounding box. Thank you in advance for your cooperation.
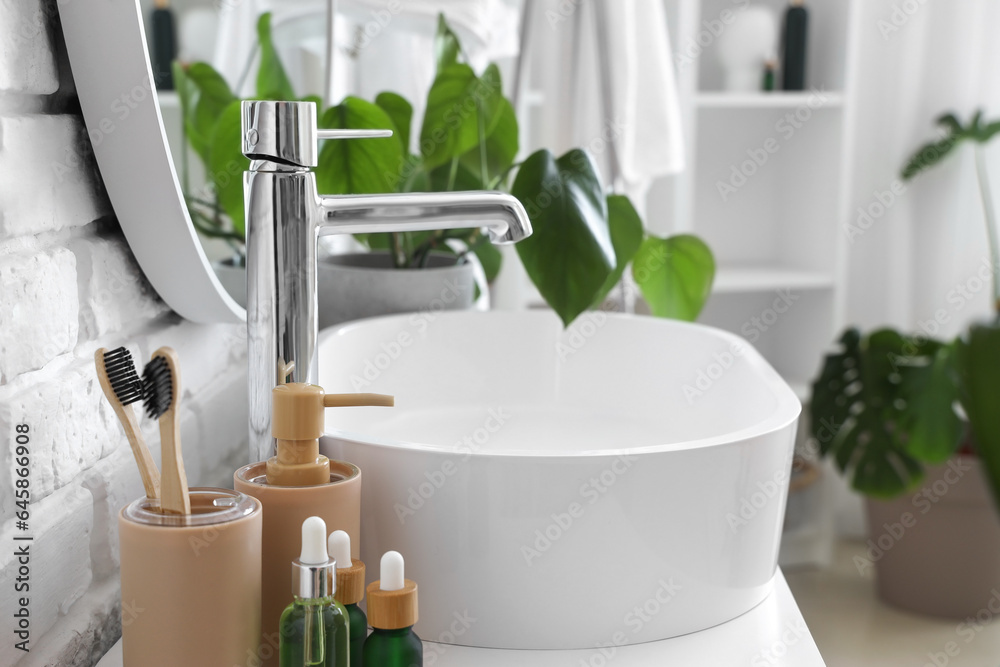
[318,311,800,651]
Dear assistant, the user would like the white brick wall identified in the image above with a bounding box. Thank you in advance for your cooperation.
[0,1,249,665]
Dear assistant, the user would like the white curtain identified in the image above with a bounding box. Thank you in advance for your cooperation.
[845,0,1000,336]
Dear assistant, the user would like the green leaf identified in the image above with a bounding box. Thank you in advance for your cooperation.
[900,110,1000,179]
[807,328,964,498]
[172,62,198,168]
[207,100,250,236]
[420,64,504,169]
[898,342,962,463]
[460,97,518,187]
[375,92,414,153]
[957,320,1000,514]
[398,154,431,193]
[183,62,236,165]
[936,113,964,136]
[511,149,614,326]
[429,159,484,191]
[434,13,461,73]
[901,135,965,180]
[970,110,984,135]
[632,234,714,321]
[980,120,1000,143]
[592,195,644,307]
[318,97,405,194]
[256,12,295,100]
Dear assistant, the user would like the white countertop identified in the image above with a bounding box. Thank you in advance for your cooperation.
[98,569,825,666]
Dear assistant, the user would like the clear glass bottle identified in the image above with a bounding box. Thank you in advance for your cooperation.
[279,517,349,667]
[279,597,349,667]
[364,551,422,667]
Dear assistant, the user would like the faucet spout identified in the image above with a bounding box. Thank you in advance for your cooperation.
[243,100,534,463]
[316,191,531,244]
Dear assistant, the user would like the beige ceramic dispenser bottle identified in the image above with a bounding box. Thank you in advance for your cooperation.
[235,383,392,667]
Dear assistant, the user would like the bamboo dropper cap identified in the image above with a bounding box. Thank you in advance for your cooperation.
[367,551,418,630]
[266,384,393,487]
[329,530,365,606]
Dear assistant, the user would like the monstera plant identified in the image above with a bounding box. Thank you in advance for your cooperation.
[811,111,1000,510]
[174,13,715,326]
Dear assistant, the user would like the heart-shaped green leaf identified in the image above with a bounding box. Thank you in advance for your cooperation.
[256,12,295,100]
[376,92,414,154]
[207,100,250,235]
[592,194,644,307]
[632,234,714,321]
[512,149,615,326]
[318,97,404,195]
[420,64,504,169]
[957,320,1000,513]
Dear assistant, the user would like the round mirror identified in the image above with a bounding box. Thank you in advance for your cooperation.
[59,0,245,323]
[58,0,522,324]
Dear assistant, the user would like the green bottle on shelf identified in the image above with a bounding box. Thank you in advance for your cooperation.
[329,530,367,667]
[279,517,349,667]
[363,551,422,667]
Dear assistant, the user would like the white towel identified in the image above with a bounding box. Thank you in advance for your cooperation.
[527,0,685,202]
[596,0,685,185]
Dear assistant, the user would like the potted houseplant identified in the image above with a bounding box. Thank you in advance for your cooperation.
[174,14,716,327]
[810,111,1000,617]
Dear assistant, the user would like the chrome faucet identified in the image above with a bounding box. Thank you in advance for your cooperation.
[241,101,532,462]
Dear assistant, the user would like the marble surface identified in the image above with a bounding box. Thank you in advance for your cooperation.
[786,540,1000,667]
[98,570,824,666]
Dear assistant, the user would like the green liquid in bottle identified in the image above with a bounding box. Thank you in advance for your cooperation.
[363,626,422,667]
[279,596,350,667]
[344,603,367,667]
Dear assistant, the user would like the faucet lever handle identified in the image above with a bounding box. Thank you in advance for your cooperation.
[241,100,393,169]
[317,129,393,140]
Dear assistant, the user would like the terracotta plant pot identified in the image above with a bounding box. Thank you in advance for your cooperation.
[864,455,1000,618]
[316,251,476,330]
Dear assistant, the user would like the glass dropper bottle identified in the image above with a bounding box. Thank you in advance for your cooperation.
[279,516,349,667]
[363,551,422,667]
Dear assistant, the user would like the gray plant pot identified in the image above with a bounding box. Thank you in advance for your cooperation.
[212,257,247,308]
[317,251,476,330]
[864,456,1000,618]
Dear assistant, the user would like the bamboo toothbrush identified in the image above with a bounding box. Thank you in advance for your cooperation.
[95,348,161,499]
[143,347,190,515]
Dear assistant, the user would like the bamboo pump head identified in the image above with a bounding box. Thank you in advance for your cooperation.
[266,383,394,487]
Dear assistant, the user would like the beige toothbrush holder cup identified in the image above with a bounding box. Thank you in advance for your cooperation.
[234,460,361,666]
[118,488,262,667]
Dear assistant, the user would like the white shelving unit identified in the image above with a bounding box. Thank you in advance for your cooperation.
[653,0,862,568]
[655,0,862,398]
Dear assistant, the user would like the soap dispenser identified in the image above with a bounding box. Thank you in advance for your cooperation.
[329,531,367,667]
[364,551,422,667]
[235,383,392,666]
[279,516,349,667]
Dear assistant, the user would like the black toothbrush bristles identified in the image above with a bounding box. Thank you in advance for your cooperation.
[103,347,144,406]
[142,356,173,420]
